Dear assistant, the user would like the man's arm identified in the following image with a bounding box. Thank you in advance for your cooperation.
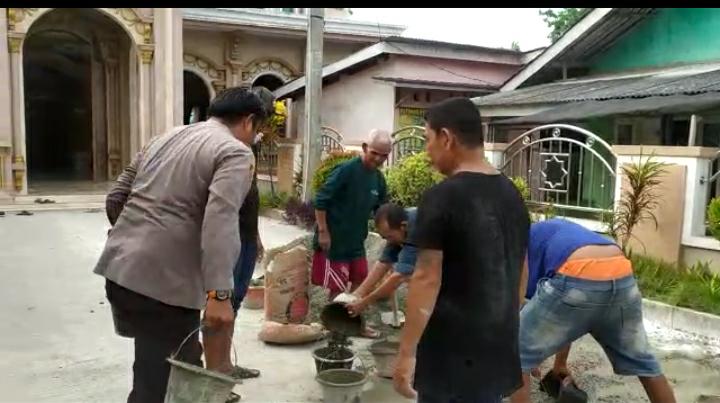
[314,164,348,249]
[105,150,143,226]
[353,261,393,298]
[398,249,443,357]
[201,146,254,292]
[363,272,407,304]
[519,253,529,308]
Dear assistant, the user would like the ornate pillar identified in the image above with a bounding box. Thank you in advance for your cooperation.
[101,41,122,179]
[212,80,226,96]
[153,8,183,135]
[227,35,243,88]
[138,44,154,147]
[8,32,26,194]
[0,8,13,194]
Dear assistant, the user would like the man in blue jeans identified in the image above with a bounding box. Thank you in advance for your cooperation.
[346,203,418,322]
[511,218,676,403]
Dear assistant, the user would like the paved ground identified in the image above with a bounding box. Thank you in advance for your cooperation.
[1,210,719,402]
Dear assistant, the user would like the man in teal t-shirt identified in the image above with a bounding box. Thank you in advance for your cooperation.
[311,129,392,305]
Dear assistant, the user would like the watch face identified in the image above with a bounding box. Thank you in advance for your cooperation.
[215,290,231,300]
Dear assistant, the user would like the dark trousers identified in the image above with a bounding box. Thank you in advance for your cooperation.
[232,240,258,312]
[105,280,202,403]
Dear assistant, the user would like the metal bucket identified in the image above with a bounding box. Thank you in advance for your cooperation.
[368,340,399,379]
[316,369,368,403]
[312,346,355,374]
[164,327,238,403]
[164,359,237,403]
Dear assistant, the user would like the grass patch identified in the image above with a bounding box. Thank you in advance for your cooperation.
[259,191,290,212]
[632,254,720,316]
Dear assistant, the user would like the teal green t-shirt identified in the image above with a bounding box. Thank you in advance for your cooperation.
[313,157,387,261]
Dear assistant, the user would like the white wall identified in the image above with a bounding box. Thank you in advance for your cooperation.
[293,63,396,146]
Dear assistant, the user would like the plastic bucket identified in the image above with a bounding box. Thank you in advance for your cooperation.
[312,346,355,374]
[316,368,368,403]
[368,340,399,379]
[164,359,237,403]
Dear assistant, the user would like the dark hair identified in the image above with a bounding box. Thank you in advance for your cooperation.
[251,86,276,116]
[374,203,408,229]
[424,97,484,147]
[208,87,268,127]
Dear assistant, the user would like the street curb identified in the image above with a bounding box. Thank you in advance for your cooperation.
[260,208,285,221]
[643,299,720,339]
[0,203,105,213]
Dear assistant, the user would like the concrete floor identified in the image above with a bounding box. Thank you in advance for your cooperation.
[1,210,719,402]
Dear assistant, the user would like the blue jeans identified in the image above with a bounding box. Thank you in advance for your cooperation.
[232,240,257,312]
[520,274,662,377]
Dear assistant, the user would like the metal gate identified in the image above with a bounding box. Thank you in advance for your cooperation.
[389,125,426,167]
[500,124,617,217]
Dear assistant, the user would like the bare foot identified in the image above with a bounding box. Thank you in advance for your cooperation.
[360,326,381,339]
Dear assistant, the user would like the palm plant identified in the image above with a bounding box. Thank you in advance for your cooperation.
[605,154,668,253]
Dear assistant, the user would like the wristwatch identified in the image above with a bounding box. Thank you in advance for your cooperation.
[207,290,232,301]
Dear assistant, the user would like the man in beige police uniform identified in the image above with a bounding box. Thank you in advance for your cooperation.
[96,87,266,403]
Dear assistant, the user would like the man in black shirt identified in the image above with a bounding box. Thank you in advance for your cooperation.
[393,97,530,402]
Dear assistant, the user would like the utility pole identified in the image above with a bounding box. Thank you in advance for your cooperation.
[302,8,324,202]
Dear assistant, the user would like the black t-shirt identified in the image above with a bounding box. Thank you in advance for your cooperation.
[412,172,530,398]
[239,144,259,241]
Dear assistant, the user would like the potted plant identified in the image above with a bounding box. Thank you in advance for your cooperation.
[243,276,265,310]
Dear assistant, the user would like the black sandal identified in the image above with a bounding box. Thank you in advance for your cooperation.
[230,365,261,380]
[226,392,241,403]
[539,370,565,398]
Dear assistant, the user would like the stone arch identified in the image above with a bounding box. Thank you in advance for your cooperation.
[7,8,152,46]
[183,53,226,97]
[242,57,298,85]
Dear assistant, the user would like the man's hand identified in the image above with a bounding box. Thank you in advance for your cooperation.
[203,298,235,330]
[256,236,265,263]
[346,298,369,317]
[318,229,331,251]
[393,352,417,399]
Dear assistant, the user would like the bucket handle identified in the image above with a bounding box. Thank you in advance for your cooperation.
[171,325,238,367]
[351,352,371,377]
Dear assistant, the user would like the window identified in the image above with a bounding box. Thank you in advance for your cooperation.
[616,123,633,145]
[282,8,294,14]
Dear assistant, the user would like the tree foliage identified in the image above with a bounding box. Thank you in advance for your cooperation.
[539,8,589,42]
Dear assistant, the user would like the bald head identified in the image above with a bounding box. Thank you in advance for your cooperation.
[362,128,392,169]
[366,129,392,152]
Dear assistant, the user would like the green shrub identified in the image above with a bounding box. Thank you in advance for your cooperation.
[311,150,359,194]
[631,254,720,316]
[510,177,530,201]
[707,197,720,241]
[259,191,290,211]
[386,152,444,207]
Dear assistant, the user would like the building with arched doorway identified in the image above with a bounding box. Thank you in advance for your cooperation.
[0,8,404,197]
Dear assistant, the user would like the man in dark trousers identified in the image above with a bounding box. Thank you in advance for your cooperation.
[97,88,266,403]
[220,87,273,381]
[393,97,530,402]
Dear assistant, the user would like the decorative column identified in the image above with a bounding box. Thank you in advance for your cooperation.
[227,36,243,88]
[138,44,154,147]
[8,32,26,194]
[0,9,14,194]
[153,8,183,135]
[212,80,226,96]
[101,41,122,179]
